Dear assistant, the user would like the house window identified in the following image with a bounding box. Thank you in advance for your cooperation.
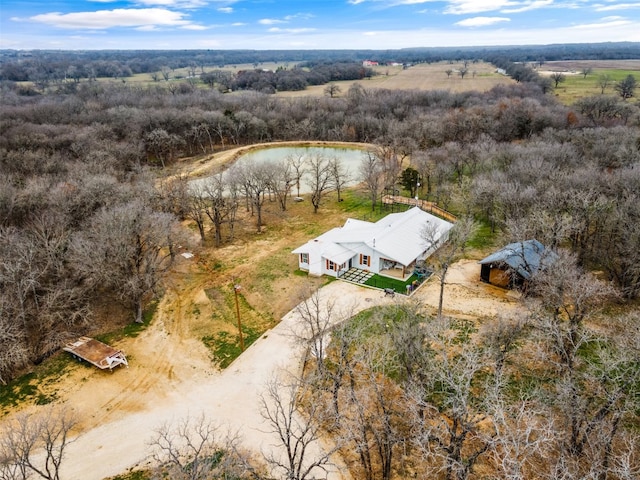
[360,254,371,267]
[300,253,309,264]
[326,260,336,271]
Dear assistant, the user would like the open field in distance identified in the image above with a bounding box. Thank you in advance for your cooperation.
[538,59,640,104]
[276,61,514,97]
[79,59,639,106]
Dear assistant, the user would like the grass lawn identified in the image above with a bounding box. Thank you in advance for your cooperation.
[550,68,639,105]
[364,272,425,295]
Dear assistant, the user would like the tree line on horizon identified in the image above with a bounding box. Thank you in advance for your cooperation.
[1,41,638,83]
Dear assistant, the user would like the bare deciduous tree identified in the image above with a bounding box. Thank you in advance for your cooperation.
[0,407,76,480]
[324,83,341,98]
[329,157,350,203]
[266,159,295,212]
[160,66,171,81]
[287,154,307,198]
[342,342,407,480]
[531,250,616,332]
[422,216,477,318]
[144,128,184,168]
[479,313,528,376]
[485,377,555,480]
[148,414,257,480]
[201,173,239,247]
[410,317,494,480]
[550,72,566,88]
[292,288,338,376]
[360,152,383,211]
[230,162,270,232]
[597,73,612,94]
[260,376,339,480]
[72,201,179,323]
[307,154,333,214]
[0,222,91,378]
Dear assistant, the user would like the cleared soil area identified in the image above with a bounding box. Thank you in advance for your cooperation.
[0,144,525,479]
[277,61,513,98]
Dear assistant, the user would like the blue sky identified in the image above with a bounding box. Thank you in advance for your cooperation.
[1,1,639,50]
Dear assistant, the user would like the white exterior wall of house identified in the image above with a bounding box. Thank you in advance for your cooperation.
[296,253,324,277]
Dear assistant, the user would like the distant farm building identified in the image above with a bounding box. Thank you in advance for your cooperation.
[479,240,555,289]
[362,60,379,67]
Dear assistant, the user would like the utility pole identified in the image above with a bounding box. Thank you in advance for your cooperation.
[234,284,245,352]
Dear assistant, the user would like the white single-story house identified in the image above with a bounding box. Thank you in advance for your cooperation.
[292,207,454,279]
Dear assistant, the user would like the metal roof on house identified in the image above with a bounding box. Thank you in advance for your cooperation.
[479,239,554,280]
[293,207,454,267]
[367,207,453,266]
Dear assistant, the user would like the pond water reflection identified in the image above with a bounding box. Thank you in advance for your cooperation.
[191,145,369,194]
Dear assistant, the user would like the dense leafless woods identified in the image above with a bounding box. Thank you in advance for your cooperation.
[1,55,639,478]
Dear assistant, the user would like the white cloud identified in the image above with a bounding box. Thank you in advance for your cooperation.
[218,7,233,13]
[594,2,640,11]
[502,0,553,13]
[258,18,286,25]
[348,0,513,11]
[259,13,313,27]
[284,13,314,21]
[133,0,208,8]
[344,0,554,12]
[349,0,437,4]
[444,1,515,14]
[28,8,196,29]
[455,16,511,26]
[268,27,316,34]
[570,16,633,28]
[182,24,209,30]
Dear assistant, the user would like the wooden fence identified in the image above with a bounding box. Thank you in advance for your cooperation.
[382,195,457,223]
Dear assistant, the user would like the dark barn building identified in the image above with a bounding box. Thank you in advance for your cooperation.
[479,239,555,289]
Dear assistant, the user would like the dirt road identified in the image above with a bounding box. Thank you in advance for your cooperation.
[58,281,397,479]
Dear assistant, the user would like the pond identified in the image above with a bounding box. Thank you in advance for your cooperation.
[190,145,370,195]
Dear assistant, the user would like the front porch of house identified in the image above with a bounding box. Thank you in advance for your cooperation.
[378,266,415,281]
[379,258,416,281]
